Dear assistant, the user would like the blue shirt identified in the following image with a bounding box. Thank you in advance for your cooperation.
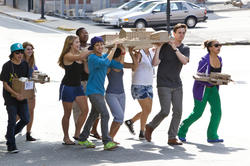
[86,53,123,96]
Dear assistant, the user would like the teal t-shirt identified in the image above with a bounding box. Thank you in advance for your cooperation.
[86,53,123,96]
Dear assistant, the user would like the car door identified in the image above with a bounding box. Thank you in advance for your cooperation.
[170,2,189,25]
[147,3,167,26]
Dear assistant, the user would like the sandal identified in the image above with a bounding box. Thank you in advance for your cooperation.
[90,132,102,140]
[62,139,75,145]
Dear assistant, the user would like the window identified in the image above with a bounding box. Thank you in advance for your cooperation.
[187,2,201,9]
[170,2,179,11]
[122,1,142,10]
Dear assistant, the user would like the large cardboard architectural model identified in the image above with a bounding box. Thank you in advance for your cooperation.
[193,72,232,85]
[102,28,169,49]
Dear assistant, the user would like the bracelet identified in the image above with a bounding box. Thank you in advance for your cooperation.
[174,48,179,52]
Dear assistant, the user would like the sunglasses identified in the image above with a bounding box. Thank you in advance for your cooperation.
[14,50,24,54]
[213,43,222,48]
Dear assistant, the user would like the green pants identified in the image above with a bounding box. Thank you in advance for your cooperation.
[178,86,222,140]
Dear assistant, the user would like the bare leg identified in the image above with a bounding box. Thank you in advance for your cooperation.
[62,101,74,144]
[138,98,152,132]
[131,112,142,123]
[90,118,101,139]
[26,97,35,133]
[109,121,121,141]
[74,96,89,138]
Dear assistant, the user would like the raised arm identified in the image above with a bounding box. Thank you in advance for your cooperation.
[169,41,189,65]
[107,43,118,61]
[124,46,139,71]
[64,50,92,63]
[152,43,163,66]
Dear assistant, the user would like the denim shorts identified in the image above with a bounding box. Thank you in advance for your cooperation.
[131,85,153,100]
[59,84,85,102]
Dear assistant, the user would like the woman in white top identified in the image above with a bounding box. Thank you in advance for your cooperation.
[124,47,155,140]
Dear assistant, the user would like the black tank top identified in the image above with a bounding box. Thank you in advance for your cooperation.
[61,61,83,86]
[210,65,221,73]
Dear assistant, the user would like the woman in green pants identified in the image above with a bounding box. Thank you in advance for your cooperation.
[178,39,224,143]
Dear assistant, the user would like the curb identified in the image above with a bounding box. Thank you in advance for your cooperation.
[57,26,76,31]
[0,11,47,23]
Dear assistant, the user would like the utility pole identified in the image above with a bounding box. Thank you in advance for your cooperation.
[28,0,31,12]
[75,0,79,17]
[41,0,46,19]
[166,0,171,36]
[13,0,16,8]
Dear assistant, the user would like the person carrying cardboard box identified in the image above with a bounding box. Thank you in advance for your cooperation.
[0,43,31,153]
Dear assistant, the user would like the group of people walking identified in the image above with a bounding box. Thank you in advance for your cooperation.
[0,23,224,153]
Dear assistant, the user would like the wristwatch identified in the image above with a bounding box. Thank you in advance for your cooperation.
[174,48,179,52]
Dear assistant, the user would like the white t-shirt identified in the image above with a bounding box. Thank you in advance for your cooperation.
[132,48,155,86]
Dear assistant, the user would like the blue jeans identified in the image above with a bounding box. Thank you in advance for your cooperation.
[6,103,30,147]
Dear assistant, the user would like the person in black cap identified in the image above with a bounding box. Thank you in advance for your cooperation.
[0,43,30,153]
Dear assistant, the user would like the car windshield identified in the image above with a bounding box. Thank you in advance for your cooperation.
[141,2,157,12]
[138,1,156,11]
[122,1,142,10]
[118,0,141,9]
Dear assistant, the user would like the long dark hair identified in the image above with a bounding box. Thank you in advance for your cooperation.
[113,48,122,59]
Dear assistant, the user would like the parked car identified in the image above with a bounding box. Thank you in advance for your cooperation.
[119,0,208,28]
[91,0,142,23]
[102,0,159,27]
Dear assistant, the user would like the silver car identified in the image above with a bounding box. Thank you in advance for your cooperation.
[102,0,159,27]
[91,0,142,23]
[119,0,208,28]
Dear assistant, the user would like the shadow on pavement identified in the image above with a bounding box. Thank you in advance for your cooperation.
[185,141,246,154]
[0,137,247,165]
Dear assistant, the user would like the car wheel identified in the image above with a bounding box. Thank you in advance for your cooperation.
[185,16,197,28]
[135,20,147,29]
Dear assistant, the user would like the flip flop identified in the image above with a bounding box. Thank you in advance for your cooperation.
[73,136,79,141]
[62,141,75,145]
[90,133,102,140]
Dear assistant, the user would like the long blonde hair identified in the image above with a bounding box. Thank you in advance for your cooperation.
[23,42,35,68]
[58,35,77,68]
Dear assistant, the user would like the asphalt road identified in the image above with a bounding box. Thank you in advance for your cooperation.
[0,12,250,166]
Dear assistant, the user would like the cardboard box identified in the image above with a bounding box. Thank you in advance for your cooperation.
[12,78,34,99]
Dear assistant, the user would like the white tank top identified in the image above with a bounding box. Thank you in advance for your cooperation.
[132,48,155,85]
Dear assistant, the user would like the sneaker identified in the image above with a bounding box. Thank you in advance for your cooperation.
[207,139,224,143]
[125,120,135,135]
[178,137,186,142]
[139,130,145,140]
[26,132,36,141]
[7,146,19,154]
[104,141,117,150]
[78,140,96,148]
